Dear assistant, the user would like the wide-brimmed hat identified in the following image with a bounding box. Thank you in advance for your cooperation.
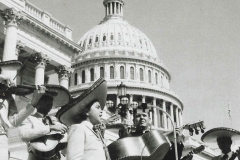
[56,78,107,126]
[201,127,240,143]
[7,84,70,107]
[0,60,22,70]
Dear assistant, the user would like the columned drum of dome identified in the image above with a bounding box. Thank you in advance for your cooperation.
[71,0,184,131]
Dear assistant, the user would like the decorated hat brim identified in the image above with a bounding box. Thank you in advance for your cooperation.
[8,84,70,107]
[0,60,22,70]
[56,78,107,126]
[201,127,240,143]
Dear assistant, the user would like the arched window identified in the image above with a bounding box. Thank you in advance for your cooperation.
[103,35,106,41]
[111,34,114,41]
[140,68,144,81]
[95,36,99,42]
[155,73,158,84]
[74,73,78,85]
[130,67,134,80]
[118,33,122,41]
[110,66,114,79]
[90,68,94,81]
[89,38,92,45]
[120,66,124,79]
[100,67,104,78]
[148,70,151,83]
[82,70,85,83]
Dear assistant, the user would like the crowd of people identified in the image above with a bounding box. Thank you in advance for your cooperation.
[1,60,240,160]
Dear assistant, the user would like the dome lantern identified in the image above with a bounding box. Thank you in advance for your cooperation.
[103,0,124,20]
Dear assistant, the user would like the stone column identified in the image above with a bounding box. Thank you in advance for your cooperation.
[0,8,25,80]
[175,106,179,127]
[110,2,113,15]
[179,110,183,126]
[152,98,158,128]
[1,8,25,61]
[162,100,167,129]
[142,95,145,103]
[128,94,133,125]
[55,65,74,89]
[114,2,116,14]
[29,52,51,85]
[170,103,174,129]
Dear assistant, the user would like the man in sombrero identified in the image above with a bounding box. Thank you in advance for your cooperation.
[0,60,47,160]
[201,127,240,160]
[118,104,187,160]
[18,84,70,160]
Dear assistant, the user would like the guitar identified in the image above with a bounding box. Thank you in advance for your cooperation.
[29,131,67,159]
[181,145,205,160]
[107,121,205,160]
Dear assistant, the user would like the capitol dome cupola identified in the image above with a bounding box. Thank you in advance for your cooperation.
[103,0,124,20]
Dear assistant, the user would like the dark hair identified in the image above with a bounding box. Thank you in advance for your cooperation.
[36,95,54,115]
[73,99,98,123]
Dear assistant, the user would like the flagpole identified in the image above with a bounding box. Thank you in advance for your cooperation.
[228,100,232,127]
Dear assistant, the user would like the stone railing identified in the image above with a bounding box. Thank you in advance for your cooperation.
[24,1,72,40]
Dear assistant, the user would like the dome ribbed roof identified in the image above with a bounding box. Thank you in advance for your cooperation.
[77,0,160,61]
[78,18,158,60]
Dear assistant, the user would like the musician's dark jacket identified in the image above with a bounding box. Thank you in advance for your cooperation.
[119,129,184,160]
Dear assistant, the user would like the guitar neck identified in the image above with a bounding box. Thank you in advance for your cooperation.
[181,145,205,160]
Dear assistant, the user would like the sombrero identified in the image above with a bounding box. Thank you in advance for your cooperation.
[0,60,22,70]
[7,84,70,107]
[56,77,107,126]
[201,127,240,143]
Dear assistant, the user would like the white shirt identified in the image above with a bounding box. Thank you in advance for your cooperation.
[221,151,233,159]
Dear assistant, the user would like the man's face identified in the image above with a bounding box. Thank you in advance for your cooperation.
[36,95,53,116]
[217,137,232,153]
[134,112,151,128]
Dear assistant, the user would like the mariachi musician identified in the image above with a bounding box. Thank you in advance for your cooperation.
[0,60,45,160]
[201,127,240,160]
[18,84,70,160]
[111,104,191,160]
[56,78,110,160]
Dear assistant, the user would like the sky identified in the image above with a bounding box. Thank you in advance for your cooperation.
[29,0,240,145]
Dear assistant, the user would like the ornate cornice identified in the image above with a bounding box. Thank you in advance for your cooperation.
[55,65,74,79]
[0,8,25,26]
[29,52,51,66]
[70,83,183,110]
[72,57,171,80]
[22,12,82,53]
[16,40,25,56]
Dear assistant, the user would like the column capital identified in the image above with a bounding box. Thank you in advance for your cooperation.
[15,40,25,56]
[55,65,74,79]
[0,8,25,26]
[29,52,51,67]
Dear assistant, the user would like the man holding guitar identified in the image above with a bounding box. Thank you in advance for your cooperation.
[201,127,240,160]
[18,85,70,160]
[117,104,192,160]
[0,60,46,160]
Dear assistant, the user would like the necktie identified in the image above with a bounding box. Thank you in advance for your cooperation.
[222,154,228,160]
[93,126,111,160]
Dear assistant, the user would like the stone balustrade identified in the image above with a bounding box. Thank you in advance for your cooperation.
[24,1,72,39]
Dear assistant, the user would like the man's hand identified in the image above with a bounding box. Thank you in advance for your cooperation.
[0,74,14,87]
[237,147,240,160]
[30,85,46,107]
[50,123,68,134]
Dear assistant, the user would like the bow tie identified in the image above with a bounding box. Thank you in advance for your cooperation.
[42,116,51,125]
[222,154,228,160]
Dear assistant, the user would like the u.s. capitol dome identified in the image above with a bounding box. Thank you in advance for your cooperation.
[70,0,183,131]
